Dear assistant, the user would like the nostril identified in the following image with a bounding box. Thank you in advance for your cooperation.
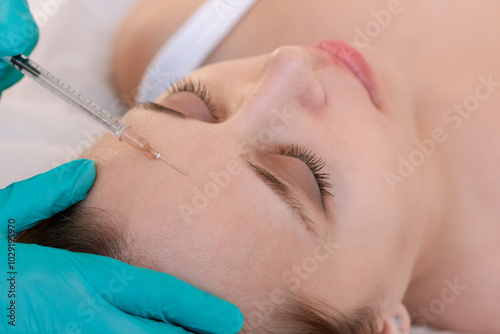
[298,76,327,111]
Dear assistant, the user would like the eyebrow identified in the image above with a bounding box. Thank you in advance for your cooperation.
[241,154,319,236]
[138,101,319,236]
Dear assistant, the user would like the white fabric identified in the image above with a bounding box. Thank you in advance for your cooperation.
[0,2,471,333]
[137,0,258,103]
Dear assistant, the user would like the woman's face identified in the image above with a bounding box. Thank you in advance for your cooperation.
[83,42,424,329]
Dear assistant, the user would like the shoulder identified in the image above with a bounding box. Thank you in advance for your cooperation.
[112,0,206,105]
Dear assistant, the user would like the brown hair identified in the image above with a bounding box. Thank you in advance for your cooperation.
[16,205,129,261]
[16,205,378,334]
[246,291,377,333]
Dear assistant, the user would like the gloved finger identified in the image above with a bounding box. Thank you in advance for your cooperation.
[0,159,96,233]
[0,67,23,93]
[0,0,39,57]
[114,314,191,334]
[32,297,192,334]
[0,0,39,92]
[112,266,244,334]
[72,252,243,334]
[10,242,192,334]
[77,307,192,334]
[126,317,191,334]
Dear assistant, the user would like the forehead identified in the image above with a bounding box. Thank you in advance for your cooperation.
[81,104,314,253]
[80,112,315,303]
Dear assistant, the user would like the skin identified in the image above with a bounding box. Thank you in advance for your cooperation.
[86,1,500,333]
[85,46,418,333]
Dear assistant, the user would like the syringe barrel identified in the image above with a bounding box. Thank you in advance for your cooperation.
[7,55,126,137]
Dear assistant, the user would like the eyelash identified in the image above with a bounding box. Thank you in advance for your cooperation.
[168,78,218,120]
[277,144,334,199]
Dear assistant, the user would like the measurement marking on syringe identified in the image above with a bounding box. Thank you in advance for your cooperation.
[8,54,141,143]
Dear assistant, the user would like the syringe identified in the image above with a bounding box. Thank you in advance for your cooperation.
[4,54,186,175]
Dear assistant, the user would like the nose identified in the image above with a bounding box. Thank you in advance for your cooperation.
[237,46,327,128]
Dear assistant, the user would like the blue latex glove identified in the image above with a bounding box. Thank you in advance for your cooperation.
[0,160,244,333]
[0,0,39,93]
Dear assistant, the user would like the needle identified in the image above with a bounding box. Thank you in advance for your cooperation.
[159,155,187,175]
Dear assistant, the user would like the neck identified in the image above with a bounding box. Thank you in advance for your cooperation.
[402,103,461,315]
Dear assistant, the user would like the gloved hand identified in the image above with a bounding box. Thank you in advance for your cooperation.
[0,0,39,93]
[0,160,244,333]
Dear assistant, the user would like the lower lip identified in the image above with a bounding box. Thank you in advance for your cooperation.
[313,40,380,109]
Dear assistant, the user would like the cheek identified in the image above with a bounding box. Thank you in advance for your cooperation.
[125,212,236,293]
[125,191,314,310]
[313,114,425,296]
[332,122,426,258]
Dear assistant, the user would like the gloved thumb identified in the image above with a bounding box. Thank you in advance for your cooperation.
[0,0,39,56]
[0,160,96,234]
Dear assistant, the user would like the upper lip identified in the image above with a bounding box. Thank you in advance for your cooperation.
[311,40,380,109]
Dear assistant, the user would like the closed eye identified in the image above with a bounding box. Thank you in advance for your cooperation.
[275,144,334,204]
[166,78,220,121]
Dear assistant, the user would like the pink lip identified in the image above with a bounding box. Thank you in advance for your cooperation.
[313,40,380,109]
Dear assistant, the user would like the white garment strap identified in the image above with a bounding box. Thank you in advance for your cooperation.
[137,0,258,103]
